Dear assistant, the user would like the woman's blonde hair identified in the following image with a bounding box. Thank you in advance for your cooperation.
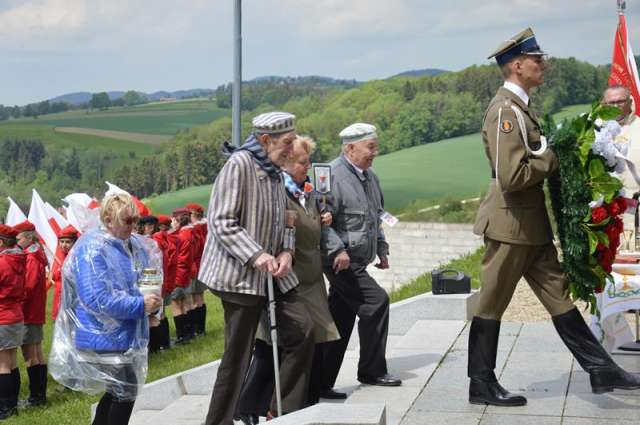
[285,135,316,165]
[100,193,138,227]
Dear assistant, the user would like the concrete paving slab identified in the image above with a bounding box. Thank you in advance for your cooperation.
[386,349,442,388]
[153,395,209,424]
[267,403,386,425]
[484,392,567,417]
[479,413,561,424]
[394,320,465,351]
[501,351,573,371]
[459,322,522,336]
[181,362,218,395]
[563,393,640,420]
[347,385,419,425]
[408,386,487,414]
[400,411,482,425]
[562,417,639,424]
[131,373,185,411]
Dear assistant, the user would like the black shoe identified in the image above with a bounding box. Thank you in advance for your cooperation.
[469,379,527,406]
[234,413,259,425]
[319,388,348,399]
[0,402,17,420]
[590,367,640,394]
[358,374,402,387]
[20,395,46,408]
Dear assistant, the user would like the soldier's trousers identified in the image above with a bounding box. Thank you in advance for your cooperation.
[475,238,575,320]
[323,264,389,388]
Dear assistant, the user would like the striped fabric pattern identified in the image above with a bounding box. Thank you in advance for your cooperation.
[198,150,298,296]
[252,111,295,134]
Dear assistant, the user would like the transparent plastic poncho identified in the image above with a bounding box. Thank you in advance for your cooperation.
[49,228,163,401]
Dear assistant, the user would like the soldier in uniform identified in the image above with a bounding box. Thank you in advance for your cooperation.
[469,28,640,407]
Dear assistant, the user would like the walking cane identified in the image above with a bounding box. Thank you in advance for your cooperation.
[267,273,283,417]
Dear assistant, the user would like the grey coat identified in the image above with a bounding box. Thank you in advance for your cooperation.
[198,150,298,296]
[322,154,389,266]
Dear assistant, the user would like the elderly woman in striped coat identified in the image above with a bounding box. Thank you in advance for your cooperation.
[199,112,314,425]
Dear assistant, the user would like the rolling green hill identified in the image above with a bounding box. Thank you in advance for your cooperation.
[144,103,591,215]
[7,99,229,136]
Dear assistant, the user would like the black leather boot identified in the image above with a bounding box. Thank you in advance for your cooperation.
[159,317,171,350]
[468,317,527,406]
[24,365,47,407]
[552,307,640,394]
[0,372,17,419]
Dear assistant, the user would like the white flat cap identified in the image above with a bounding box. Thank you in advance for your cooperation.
[252,111,296,134]
[339,123,378,144]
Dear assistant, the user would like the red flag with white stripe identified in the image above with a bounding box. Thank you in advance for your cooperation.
[609,12,640,117]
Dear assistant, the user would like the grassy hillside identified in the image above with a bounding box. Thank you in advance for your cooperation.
[144,103,591,215]
[0,123,157,174]
[6,99,230,136]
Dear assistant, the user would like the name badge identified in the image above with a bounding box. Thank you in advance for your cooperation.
[380,211,399,227]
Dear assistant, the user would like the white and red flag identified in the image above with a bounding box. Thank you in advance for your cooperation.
[609,11,640,117]
[6,197,27,226]
[28,189,59,264]
[63,193,100,234]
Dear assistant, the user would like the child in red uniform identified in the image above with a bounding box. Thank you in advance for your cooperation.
[0,225,25,419]
[14,220,49,407]
[171,208,195,343]
[186,203,208,336]
[50,225,79,321]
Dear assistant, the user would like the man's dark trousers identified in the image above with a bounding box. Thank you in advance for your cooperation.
[323,264,389,388]
[205,293,263,425]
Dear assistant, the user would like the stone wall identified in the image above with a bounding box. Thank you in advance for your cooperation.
[366,222,483,292]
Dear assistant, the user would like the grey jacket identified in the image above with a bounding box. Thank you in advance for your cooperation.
[322,155,389,266]
[198,150,298,296]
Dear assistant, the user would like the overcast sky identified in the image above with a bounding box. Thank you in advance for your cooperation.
[2,0,640,105]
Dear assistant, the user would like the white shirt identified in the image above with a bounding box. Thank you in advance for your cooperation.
[344,155,365,176]
[503,81,529,106]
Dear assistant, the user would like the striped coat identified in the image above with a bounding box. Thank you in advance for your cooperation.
[198,150,298,296]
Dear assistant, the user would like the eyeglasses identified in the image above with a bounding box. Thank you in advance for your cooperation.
[604,99,630,106]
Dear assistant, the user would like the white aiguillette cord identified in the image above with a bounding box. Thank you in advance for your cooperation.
[494,105,548,191]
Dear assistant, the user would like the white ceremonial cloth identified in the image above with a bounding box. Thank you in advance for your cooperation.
[590,267,640,352]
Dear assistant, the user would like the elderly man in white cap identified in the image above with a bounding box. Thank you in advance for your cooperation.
[320,123,401,395]
[199,111,313,425]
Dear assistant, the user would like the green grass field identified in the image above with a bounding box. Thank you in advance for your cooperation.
[8,99,230,136]
[0,123,156,156]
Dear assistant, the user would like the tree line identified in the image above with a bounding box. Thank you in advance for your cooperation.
[111,56,611,199]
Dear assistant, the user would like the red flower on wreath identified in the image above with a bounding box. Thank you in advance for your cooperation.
[599,249,615,273]
[591,207,608,224]
[607,200,622,217]
[616,197,627,214]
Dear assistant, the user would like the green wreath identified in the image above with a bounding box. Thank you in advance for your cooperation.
[547,102,624,314]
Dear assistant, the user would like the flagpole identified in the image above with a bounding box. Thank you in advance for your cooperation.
[232,0,242,147]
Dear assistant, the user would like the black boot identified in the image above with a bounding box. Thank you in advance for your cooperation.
[200,304,207,336]
[184,310,196,341]
[173,315,188,345]
[24,364,47,407]
[159,317,171,350]
[468,317,527,406]
[148,325,161,354]
[552,307,640,394]
[0,372,17,420]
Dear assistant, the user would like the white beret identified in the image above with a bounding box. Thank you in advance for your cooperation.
[252,111,296,134]
[339,123,378,144]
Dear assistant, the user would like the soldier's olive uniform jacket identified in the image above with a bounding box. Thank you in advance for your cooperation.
[473,87,558,246]
[322,155,389,266]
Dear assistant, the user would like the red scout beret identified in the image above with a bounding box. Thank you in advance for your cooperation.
[13,220,35,233]
[0,224,18,239]
[172,208,190,217]
[157,215,172,226]
[185,203,204,214]
[58,225,79,240]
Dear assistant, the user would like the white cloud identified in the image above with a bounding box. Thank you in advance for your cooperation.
[0,0,88,40]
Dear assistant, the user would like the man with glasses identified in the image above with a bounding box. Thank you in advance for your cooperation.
[469,28,640,407]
